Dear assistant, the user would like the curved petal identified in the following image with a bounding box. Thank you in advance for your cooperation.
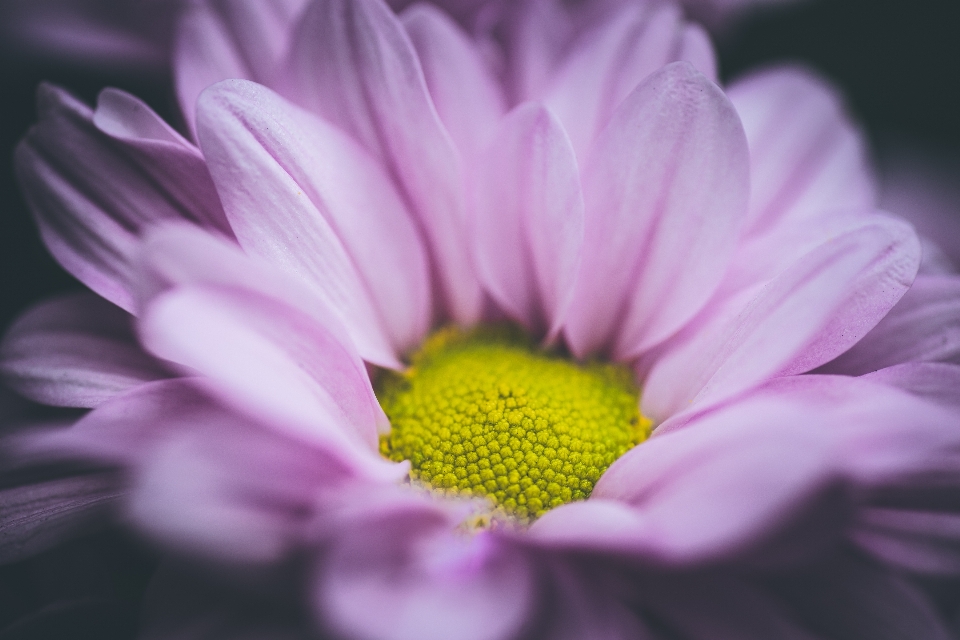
[565,61,750,359]
[819,274,960,375]
[197,80,430,362]
[471,102,584,337]
[0,293,169,408]
[316,515,533,640]
[92,88,231,234]
[862,362,960,411]
[127,405,355,564]
[537,375,960,565]
[174,0,309,135]
[728,65,876,235]
[282,0,481,322]
[401,3,506,165]
[139,284,402,483]
[14,85,222,312]
[644,216,920,423]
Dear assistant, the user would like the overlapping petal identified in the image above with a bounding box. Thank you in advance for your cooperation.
[14,85,225,312]
[283,0,482,322]
[472,102,584,337]
[197,79,431,363]
[644,215,920,424]
[0,293,169,408]
[565,61,750,359]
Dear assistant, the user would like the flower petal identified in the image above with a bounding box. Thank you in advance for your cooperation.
[316,514,533,640]
[283,0,481,322]
[819,274,960,375]
[92,88,231,234]
[0,474,122,564]
[644,216,920,423]
[128,410,353,564]
[14,85,222,312]
[537,374,960,565]
[174,0,309,135]
[0,293,169,408]
[862,362,960,411]
[772,552,953,640]
[728,65,877,235]
[472,102,584,337]
[139,284,400,482]
[197,79,431,362]
[401,3,506,165]
[565,61,750,359]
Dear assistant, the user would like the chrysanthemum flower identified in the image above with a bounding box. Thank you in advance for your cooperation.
[4,0,960,638]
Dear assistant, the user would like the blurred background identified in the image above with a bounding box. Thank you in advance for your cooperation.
[1,0,958,334]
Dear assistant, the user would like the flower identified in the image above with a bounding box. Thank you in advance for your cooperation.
[4,0,960,638]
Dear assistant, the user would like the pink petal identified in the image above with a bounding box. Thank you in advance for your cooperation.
[678,23,717,83]
[819,274,960,375]
[316,516,533,640]
[537,374,960,565]
[644,215,920,423]
[539,3,649,162]
[197,80,431,361]
[128,409,354,564]
[728,65,877,236]
[174,0,309,136]
[282,0,482,322]
[0,474,122,564]
[93,88,231,235]
[564,61,750,359]
[401,3,506,165]
[14,85,220,312]
[0,293,169,408]
[471,102,584,337]
[862,362,960,411]
[139,284,402,482]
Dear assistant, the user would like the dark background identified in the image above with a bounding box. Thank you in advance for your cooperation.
[1,0,959,333]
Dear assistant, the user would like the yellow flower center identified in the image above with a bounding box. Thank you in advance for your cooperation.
[378,325,651,523]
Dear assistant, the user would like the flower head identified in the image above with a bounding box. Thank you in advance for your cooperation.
[4,0,960,638]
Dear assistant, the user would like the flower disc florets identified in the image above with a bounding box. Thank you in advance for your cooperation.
[378,326,651,522]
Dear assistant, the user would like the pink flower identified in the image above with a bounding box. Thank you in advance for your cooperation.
[4,1,960,638]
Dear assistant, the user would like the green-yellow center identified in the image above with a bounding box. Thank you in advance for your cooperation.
[378,325,651,523]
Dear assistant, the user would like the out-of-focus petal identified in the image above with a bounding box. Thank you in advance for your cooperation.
[14,85,223,312]
[472,102,583,337]
[402,3,506,165]
[819,274,960,375]
[854,507,960,576]
[772,551,954,640]
[315,511,533,640]
[565,61,749,359]
[728,66,876,235]
[282,0,481,323]
[0,474,123,564]
[640,573,818,640]
[644,216,920,423]
[197,80,430,362]
[174,0,309,135]
[0,293,168,408]
[128,411,352,564]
